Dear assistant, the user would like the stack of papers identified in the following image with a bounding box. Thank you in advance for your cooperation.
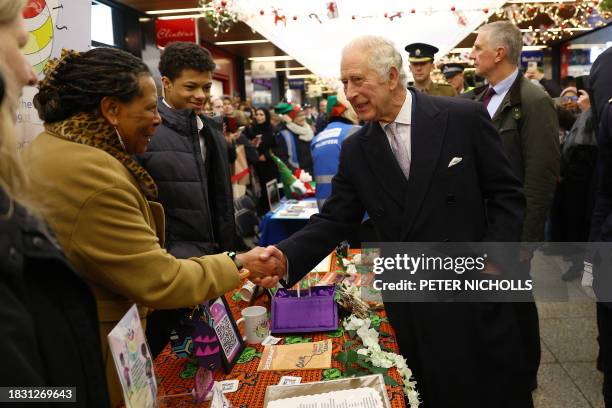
[267,387,384,408]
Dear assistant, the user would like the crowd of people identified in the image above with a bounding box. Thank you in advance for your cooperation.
[1,0,611,406]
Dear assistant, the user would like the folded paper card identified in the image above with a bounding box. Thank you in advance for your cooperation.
[270,286,337,333]
[108,304,157,408]
[257,340,332,371]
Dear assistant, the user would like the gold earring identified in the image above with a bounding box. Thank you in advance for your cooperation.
[114,126,127,152]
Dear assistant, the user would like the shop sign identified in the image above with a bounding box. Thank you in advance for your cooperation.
[288,78,305,90]
[520,50,543,70]
[155,18,197,48]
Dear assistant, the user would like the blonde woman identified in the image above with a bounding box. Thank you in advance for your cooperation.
[0,0,110,405]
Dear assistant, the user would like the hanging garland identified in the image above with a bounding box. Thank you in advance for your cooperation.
[195,1,609,43]
[199,0,238,36]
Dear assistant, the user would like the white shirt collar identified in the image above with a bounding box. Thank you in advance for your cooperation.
[379,90,412,129]
[162,98,203,131]
[491,68,519,96]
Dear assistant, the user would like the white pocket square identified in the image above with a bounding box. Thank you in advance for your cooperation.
[448,157,463,167]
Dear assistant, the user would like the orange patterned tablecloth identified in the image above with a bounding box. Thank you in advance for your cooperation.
[153,251,406,408]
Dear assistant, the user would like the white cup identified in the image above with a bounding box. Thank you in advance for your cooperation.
[236,306,270,344]
[239,281,257,302]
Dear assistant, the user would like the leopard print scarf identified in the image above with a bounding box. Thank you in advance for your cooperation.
[45,112,158,200]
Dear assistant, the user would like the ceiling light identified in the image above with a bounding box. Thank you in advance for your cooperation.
[146,8,204,15]
[287,74,317,79]
[275,67,308,71]
[249,56,294,62]
[158,14,202,20]
[215,40,270,45]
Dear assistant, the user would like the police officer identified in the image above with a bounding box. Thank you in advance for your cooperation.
[442,63,473,94]
[310,93,360,209]
[405,42,457,97]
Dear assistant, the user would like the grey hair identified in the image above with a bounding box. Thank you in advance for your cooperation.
[479,21,523,66]
[343,35,407,86]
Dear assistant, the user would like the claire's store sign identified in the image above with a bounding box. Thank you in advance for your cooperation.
[155,18,197,48]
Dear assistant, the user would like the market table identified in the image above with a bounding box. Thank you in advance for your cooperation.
[153,252,407,408]
[257,197,318,246]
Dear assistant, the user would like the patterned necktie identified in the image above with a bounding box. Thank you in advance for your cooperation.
[482,86,496,108]
[386,122,410,179]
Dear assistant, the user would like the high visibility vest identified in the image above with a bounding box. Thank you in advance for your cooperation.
[310,121,360,209]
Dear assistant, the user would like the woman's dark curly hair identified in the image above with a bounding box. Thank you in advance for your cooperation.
[33,47,152,123]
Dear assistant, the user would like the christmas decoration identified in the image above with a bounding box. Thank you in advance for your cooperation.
[327,2,338,19]
[453,9,468,26]
[199,0,238,36]
[273,9,286,26]
[270,153,314,199]
[387,12,402,21]
[309,13,322,24]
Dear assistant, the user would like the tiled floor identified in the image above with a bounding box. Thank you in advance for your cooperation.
[533,251,604,408]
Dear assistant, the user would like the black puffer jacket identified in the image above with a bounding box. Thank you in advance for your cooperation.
[0,187,109,407]
[139,100,236,258]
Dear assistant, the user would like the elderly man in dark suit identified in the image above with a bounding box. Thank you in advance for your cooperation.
[254,35,531,407]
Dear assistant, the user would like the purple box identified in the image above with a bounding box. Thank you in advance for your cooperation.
[270,286,338,334]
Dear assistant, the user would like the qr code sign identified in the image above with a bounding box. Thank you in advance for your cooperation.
[215,315,239,360]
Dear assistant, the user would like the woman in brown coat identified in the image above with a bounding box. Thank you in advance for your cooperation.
[21,48,280,406]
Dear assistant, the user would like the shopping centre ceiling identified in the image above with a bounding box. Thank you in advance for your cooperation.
[118,0,505,78]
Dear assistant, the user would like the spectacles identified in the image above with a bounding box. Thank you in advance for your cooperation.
[562,95,578,102]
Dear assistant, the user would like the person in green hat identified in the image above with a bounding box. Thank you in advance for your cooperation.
[274,103,314,175]
[405,42,457,97]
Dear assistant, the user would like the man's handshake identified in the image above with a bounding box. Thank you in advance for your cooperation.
[235,246,287,288]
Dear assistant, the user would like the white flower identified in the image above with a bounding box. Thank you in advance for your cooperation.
[370,351,394,368]
[406,389,420,407]
[393,354,408,370]
[343,316,366,331]
[353,254,362,264]
[369,343,381,353]
[356,325,378,348]
[342,314,418,407]
[346,264,358,275]
[342,258,353,267]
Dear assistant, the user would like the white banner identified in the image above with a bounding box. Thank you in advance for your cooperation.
[251,60,276,79]
[17,0,91,148]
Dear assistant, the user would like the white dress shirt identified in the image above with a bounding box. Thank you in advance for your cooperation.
[486,69,519,118]
[379,90,412,179]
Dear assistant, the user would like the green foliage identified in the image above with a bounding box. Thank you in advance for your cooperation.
[601,0,612,12]
[322,368,343,380]
[237,347,258,364]
[327,328,344,338]
[383,374,399,386]
[285,336,312,344]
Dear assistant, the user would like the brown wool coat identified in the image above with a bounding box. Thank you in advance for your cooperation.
[22,131,240,406]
